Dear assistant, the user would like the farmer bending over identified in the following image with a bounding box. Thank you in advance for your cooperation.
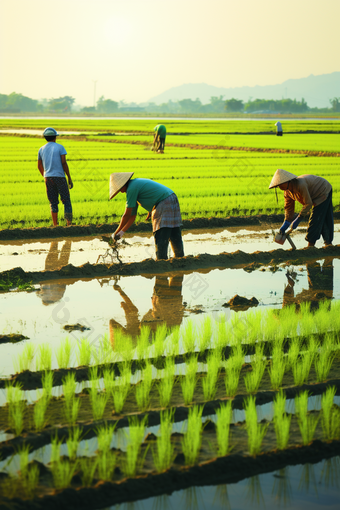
[110,172,184,260]
[38,127,73,226]
[153,124,166,153]
[269,169,333,247]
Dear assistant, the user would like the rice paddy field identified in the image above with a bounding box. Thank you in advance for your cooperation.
[1,118,340,509]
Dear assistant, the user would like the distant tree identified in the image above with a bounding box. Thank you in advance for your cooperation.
[48,96,75,112]
[330,97,340,112]
[81,106,96,113]
[244,98,308,113]
[97,96,118,113]
[209,95,225,112]
[225,98,244,112]
[5,92,41,112]
[178,98,202,113]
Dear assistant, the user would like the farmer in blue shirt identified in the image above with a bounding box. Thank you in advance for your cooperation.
[37,127,73,226]
[153,124,166,153]
[109,172,184,260]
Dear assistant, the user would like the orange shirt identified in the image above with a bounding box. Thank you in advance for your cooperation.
[284,175,332,222]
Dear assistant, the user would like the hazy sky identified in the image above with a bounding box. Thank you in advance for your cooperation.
[1,0,339,105]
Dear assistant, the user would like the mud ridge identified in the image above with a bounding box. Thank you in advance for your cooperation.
[1,245,340,283]
[1,377,339,460]
[2,439,340,510]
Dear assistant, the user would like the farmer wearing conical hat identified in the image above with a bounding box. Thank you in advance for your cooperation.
[269,169,333,247]
[109,172,184,260]
[153,124,166,153]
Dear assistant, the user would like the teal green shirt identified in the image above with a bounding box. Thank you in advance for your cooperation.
[126,179,173,214]
[154,124,166,138]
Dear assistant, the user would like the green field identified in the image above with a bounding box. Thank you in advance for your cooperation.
[0,120,339,229]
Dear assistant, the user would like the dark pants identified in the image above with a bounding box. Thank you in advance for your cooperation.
[45,177,72,220]
[159,137,166,150]
[306,190,333,245]
[154,227,184,260]
[277,132,283,136]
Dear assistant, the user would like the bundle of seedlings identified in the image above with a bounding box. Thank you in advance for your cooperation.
[13,342,35,373]
[135,361,153,411]
[295,391,319,445]
[321,386,340,441]
[56,337,74,369]
[224,344,244,397]
[202,349,222,401]
[268,343,286,391]
[197,315,212,352]
[216,401,233,456]
[89,367,108,420]
[244,395,268,455]
[113,362,131,413]
[273,392,291,450]
[182,319,196,354]
[50,434,78,490]
[292,352,313,386]
[244,344,266,394]
[122,416,148,477]
[135,325,151,361]
[181,355,198,405]
[62,372,81,426]
[76,338,92,367]
[181,405,204,465]
[96,422,117,480]
[152,409,175,472]
[167,325,180,357]
[157,356,176,408]
[152,323,168,358]
[6,381,26,435]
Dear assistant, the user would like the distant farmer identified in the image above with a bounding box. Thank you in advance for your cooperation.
[109,172,184,260]
[269,169,333,247]
[153,124,166,153]
[275,121,283,136]
[38,127,73,226]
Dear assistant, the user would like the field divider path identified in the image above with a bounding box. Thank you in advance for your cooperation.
[1,375,340,460]
[2,438,340,510]
[1,244,340,283]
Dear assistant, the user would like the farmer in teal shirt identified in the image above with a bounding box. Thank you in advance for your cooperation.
[153,124,166,153]
[109,172,184,260]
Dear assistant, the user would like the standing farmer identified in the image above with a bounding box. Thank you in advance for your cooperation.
[153,124,166,153]
[38,127,73,226]
[269,169,333,247]
[275,121,283,136]
[110,172,184,260]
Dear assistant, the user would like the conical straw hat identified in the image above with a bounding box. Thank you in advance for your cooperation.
[268,169,297,189]
[109,172,134,200]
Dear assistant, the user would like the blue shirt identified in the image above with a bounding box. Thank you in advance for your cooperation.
[126,179,173,214]
[38,142,67,177]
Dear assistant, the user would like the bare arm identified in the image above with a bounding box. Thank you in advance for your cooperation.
[38,160,44,177]
[61,154,73,188]
[114,207,136,236]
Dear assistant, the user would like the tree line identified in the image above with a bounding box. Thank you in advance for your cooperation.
[1,92,339,114]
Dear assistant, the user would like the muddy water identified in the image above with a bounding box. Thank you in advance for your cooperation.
[0,257,339,376]
[104,457,340,510]
[2,225,340,272]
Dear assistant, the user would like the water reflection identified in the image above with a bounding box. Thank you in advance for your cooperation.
[283,257,334,309]
[272,467,292,508]
[298,462,318,496]
[109,275,184,346]
[212,484,231,510]
[246,474,265,507]
[36,240,72,305]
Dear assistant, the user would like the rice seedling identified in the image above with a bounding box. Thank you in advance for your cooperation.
[295,391,319,445]
[80,457,98,487]
[13,343,35,373]
[64,398,81,427]
[103,367,115,399]
[314,349,335,382]
[51,457,78,490]
[36,344,52,371]
[115,330,134,362]
[91,390,109,421]
[197,315,212,352]
[321,386,340,441]
[167,325,180,357]
[268,358,286,391]
[7,383,25,435]
[97,451,117,481]
[56,337,73,369]
[33,393,49,431]
[96,423,117,454]
[92,334,113,365]
[180,354,198,405]
[76,338,92,367]
[17,444,39,498]
[182,320,196,354]
[273,392,291,450]
[51,433,63,464]
[136,325,151,360]
[66,426,82,460]
[245,310,262,345]
[244,361,266,394]
[287,337,301,370]
[181,405,204,465]
[158,357,176,408]
[112,363,131,413]
[152,409,175,472]
[292,352,313,386]
[63,372,80,425]
[42,370,54,401]
[152,323,168,358]
[224,367,241,397]
[244,396,268,455]
[215,321,228,351]
[216,401,232,456]
[202,349,221,401]
[135,362,153,411]
[122,416,148,477]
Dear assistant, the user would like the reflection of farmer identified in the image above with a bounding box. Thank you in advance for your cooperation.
[109,172,184,260]
[36,240,72,305]
[269,169,333,247]
[153,124,166,153]
[109,275,184,347]
[283,258,334,309]
[37,127,73,226]
[275,121,283,136]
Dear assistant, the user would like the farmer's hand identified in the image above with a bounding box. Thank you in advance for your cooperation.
[68,179,73,189]
[279,220,291,234]
[291,216,302,230]
[146,211,151,221]
[112,231,124,240]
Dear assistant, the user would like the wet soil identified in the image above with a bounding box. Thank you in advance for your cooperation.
[2,213,340,241]
[0,334,28,345]
[1,244,339,283]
